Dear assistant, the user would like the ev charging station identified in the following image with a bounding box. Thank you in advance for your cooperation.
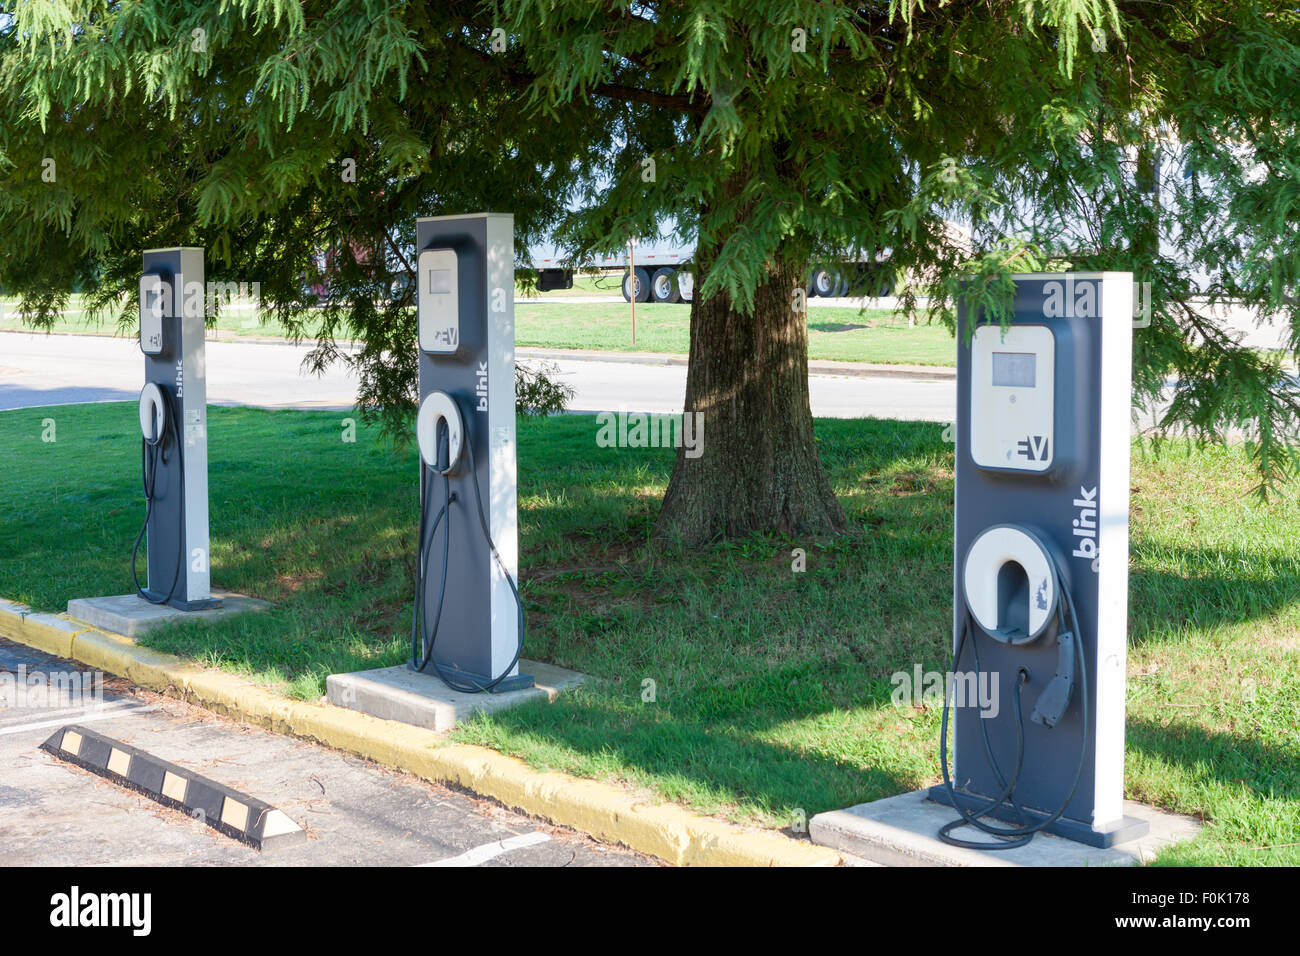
[410,213,533,693]
[132,248,220,611]
[930,272,1148,848]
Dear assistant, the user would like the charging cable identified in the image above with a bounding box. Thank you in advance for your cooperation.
[410,415,526,693]
[937,555,1089,849]
[131,388,184,605]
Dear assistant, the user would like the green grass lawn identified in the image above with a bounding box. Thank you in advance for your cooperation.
[517,273,627,298]
[2,293,958,366]
[515,301,957,365]
[0,294,288,341]
[1,402,1295,864]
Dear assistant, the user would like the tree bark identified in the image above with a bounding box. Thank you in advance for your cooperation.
[654,175,850,546]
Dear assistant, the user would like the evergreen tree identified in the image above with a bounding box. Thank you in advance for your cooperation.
[2,2,1299,543]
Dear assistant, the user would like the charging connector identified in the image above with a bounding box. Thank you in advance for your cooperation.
[131,384,184,606]
[937,551,1089,850]
[410,403,526,693]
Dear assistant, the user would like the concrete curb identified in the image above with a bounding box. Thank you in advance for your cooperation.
[2,599,839,867]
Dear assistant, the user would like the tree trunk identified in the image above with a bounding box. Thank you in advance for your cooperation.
[655,194,850,546]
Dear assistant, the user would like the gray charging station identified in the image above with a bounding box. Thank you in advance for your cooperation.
[410,213,532,693]
[929,272,1148,848]
[133,247,220,611]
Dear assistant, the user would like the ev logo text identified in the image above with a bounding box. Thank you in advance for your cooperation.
[49,886,151,937]
[1017,434,1049,461]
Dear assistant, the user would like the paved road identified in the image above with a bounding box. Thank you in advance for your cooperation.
[554,352,954,420]
[0,638,650,867]
[0,330,956,421]
[0,331,361,412]
[0,328,1177,427]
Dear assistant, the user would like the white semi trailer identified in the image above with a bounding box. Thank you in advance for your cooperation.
[527,237,696,303]
[526,237,895,304]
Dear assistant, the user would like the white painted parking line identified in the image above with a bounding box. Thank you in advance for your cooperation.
[0,702,156,736]
[418,831,552,867]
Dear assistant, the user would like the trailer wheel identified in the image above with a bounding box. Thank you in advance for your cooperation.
[811,268,835,298]
[651,267,681,304]
[677,269,694,303]
[812,269,848,298]
[623,267,651,303]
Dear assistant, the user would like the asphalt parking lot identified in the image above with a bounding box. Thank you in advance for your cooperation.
[0,638,651,867]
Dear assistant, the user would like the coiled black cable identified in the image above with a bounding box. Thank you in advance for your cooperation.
[131,390,184,605]
[937,555,1089,849]
[410,417,526,693]
[410,470,453,672]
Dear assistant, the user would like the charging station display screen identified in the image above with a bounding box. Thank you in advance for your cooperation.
[992,352,1036,388]
[418,250,460,353]
[970,325,1055,472]
[139,275,167,355]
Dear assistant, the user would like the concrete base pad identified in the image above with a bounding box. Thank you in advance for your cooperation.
[67,590,272,638]
[809,789,1201,867]
[326,659,585,733]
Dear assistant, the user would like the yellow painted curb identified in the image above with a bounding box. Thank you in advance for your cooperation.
[4,600,839,867]
[0,599,89,658]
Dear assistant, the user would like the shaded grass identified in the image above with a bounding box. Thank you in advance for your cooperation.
[0,403,1295,862]
[0,403,413,698]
